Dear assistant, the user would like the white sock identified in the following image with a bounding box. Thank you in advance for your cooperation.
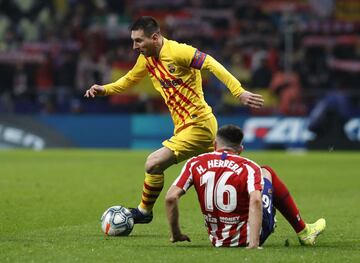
[138,205,150,215]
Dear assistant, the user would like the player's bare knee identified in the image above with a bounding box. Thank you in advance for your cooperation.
[165,193,176,205]
[261,167,273,183]
[145,156,164,174]
[165,191,178,205]
[145,159,158,174]
[145,148,176,174]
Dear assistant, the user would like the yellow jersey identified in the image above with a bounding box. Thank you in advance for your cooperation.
[103,38,245,132]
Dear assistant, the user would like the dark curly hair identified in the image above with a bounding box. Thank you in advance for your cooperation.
[130,16,160,37]
[217,124,244,147]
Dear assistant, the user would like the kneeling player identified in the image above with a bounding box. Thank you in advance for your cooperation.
[165,124,326,248]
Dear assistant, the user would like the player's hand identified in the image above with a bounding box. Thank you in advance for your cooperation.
[84,84,104,98]
[170,233,191,243]
[246,245,263,250]
[239,91,264,108]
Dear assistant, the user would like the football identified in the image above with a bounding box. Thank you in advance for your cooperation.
[100,206,134,236]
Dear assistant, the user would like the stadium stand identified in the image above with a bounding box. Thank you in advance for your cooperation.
[0,0,359,116]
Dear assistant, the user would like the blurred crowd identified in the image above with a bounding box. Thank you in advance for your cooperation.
[0,0,359,117]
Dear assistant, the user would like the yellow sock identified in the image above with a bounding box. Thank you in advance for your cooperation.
[139,173,164,213]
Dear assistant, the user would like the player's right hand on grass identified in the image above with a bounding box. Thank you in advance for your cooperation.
[84,84,104,98]
[170,233,191,243]
[246,245,263,250]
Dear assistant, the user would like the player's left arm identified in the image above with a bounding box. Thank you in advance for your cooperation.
[246,161,263,249]
[165,185,191,243]
[247,189,263,249]
[201,54,264,108]
[174,42,263,108]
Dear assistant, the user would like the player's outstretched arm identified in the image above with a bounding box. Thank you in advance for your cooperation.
[84,84,105,98]
[200,54,264,109]
[165,185,191,243]
[239,91,264,109]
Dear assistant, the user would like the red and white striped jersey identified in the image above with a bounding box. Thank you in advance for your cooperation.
[174,150,263,247]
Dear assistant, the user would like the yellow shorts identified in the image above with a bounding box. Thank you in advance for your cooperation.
[162,115,218,163]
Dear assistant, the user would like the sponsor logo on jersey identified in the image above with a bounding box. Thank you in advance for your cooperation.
[219,216,241,224]
[204,214,217,223]
[159,78,183,89]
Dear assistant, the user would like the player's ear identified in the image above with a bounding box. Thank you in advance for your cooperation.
[239,144,244,154]
[151,32,160,41]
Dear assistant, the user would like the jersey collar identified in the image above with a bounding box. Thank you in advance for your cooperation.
[215,148,238,155]
[158,37,168,59]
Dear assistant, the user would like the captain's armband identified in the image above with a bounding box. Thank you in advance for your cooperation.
[190,50,207,69]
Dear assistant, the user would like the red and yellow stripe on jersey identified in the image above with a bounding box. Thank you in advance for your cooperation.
[102,38,245,132]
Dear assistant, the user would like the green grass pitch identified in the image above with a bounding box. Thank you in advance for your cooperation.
[1,150,359,262]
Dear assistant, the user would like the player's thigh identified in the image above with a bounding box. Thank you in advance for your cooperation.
[163,116,217,163]
[260,178,276,245]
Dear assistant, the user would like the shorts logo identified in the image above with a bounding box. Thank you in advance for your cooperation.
[168,64,176,73]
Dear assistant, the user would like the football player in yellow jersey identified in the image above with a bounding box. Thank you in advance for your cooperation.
[84,16,264,224]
